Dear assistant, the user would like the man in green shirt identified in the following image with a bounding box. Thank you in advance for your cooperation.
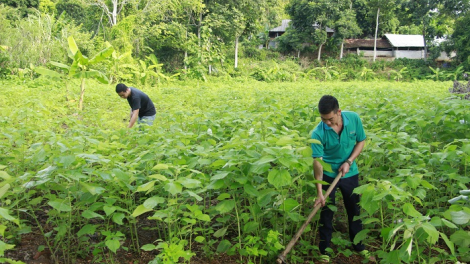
[311,95,369,261]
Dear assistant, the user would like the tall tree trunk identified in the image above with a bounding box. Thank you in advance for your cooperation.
[184,30,188,70]
[234,35,239,68]
[340,41,344,59]
[422,25,427,59]
[112,0,118,26]
[317,43,323,62]
[198,13,202,45]
[79,78,85,111]
[374,7,380,62]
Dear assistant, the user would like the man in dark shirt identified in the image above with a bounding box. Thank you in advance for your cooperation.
[116,83,156,128]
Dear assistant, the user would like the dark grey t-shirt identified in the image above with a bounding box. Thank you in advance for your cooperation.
[127,87,156,118]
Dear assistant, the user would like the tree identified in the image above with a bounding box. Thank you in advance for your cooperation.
[287,0,350,61]
[334,8,361,59]
[403,0,441,59]
[451,12,470,70]
[34,36,113,110]
[204,0,266,68]
[366,0,400,62]
[85,0,133,26]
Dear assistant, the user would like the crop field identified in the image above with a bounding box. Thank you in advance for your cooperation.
[0,78,469,264]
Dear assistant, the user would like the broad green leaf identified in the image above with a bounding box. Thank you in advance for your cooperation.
[112,213,125,225]
[195,236,205,243]
[49,61,70,70]
[143,196,164,209]
[268,169,291,189]
[82,210,104,220]
[211,171,230,180]
[450,230,470,248]
[353,229,370,245]
[141,244,157,251]
[243,221,259,233]
[67,36,79,56]
[34,67,62,78]
[152,164,169,170]
[103,206,116,216]
[217,193,231,201]
[77,224,97,237]
[214,200,235,214]
[276,136,294,146]
[89,46,114,65]
[450,210,470,225]
[214,227,228,238]
[90,70,109,84]
[442,218,458,229]
[403,203,422,218]
[421,222,439,244]
[282,198,299,212]
[0,208,19,225]
[178,178,201,189]
[80,182,105,195]
[216,239,231,253]
[0,171,11,180]
[197,214,211,222]
[314,158,333,173]
[186,190,203,201]
[149,174,168,181]
[73,70,98,80]
[440,232,455,255]
[105,239,120,253]
[0,184,10,199]
[307,139,321,145]
[132,205,152,217]
[0,240,15,254]
[165,181,183,195]
[136,180,156,193]
[254,155,276,165]
[207,179,225,190]
[48,200,71,212]
[243,183,259,197]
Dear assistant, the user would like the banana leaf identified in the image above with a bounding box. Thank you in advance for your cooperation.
[50,61,70,71]
[34,67,62,78]
[67,36,79,57]
[89,46,114,65]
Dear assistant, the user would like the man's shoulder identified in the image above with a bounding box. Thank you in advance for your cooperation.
[342,110,360,117]
[311,122,325,138]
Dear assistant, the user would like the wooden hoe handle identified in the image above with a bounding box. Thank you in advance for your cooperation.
[276,172,343,264]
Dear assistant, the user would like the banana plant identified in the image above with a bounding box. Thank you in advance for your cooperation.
[34,36,114,110]
[122,54,171,86]
[427,66,444,81]
[389,67,408,82]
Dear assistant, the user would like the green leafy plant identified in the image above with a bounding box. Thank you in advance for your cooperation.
[34,36,114,110]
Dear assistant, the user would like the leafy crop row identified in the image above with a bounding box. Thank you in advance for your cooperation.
[0,79,468,263]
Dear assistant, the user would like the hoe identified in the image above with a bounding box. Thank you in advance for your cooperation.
[276,171,342,264]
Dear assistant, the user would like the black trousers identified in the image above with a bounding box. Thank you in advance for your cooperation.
[318,174,364,254]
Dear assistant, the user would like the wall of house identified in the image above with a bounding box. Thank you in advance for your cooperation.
[394,50,424,59]
[360,50,393,57]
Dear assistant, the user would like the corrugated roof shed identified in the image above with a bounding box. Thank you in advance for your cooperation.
[270,19,291,33]
[269,20,334,33]
[384,34,425,47]
[344,39,391,49]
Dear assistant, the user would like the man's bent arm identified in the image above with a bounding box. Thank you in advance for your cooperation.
[128,109,140,128]
[313,158,326,207]
[348,140,365,163]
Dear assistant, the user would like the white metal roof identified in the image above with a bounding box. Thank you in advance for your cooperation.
[384,34,425,47]
[270,19,291,32]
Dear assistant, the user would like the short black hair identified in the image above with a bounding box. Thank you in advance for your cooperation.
[318,95,339,114]
[116,83,128,93]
